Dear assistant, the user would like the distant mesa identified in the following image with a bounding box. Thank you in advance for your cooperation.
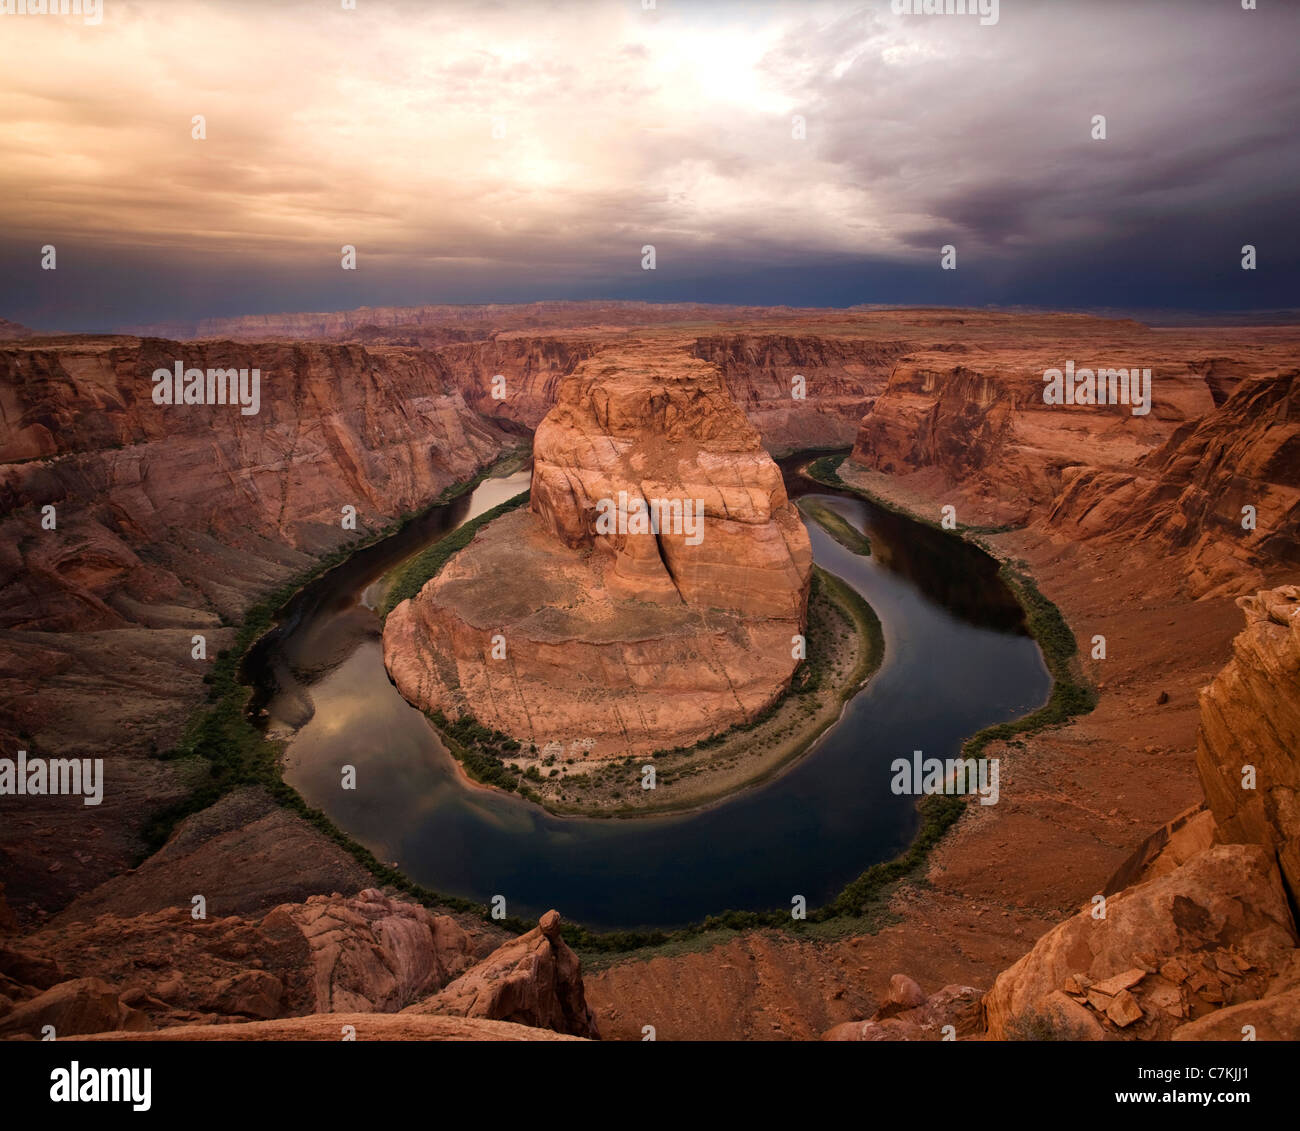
[0,318,36,340]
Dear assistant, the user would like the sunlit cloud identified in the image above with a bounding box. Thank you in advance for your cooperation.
[0,0,1296,328]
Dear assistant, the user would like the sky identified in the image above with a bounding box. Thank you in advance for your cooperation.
[0,0,1297,331]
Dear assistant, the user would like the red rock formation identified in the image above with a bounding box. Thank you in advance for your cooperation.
[1196,585,1300,904]
[0,976,153,1039]
[821,981,982,1041]
[5,889,489,1032]
[982,844,1297,1040]
[851,349,1215,524]
[6,305,1300,1043]
[845,323,1299,593]
[275,889,479,1013]
[1049,372,1300,597]
[406,910,598,1039]
[691,334,909,453]
[383,343,812,758]
[431,337,599,430]
[0,897,596,1040]
[0,340,512,919]
[530,345,810,617]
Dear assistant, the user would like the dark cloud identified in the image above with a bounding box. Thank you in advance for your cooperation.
[0,0,1295,330]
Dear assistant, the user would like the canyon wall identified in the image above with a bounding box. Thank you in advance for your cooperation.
[383,343,812,758]
[691,334,910,453]
[847,331,1299,595]
[1196,585,1300,904]
[431,337,600,430]
[128,303,945,454]
[1048,371,1300,597]
[851,351,1215,523]
[979,583,1300,1041]
[0,338,512,919]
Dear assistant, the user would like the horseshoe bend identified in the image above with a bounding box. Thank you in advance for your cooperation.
[5,301,1300,1056]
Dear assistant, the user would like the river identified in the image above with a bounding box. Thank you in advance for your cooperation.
[243,456,1050,930]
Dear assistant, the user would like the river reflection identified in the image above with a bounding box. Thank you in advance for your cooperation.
[248,458,1050,930]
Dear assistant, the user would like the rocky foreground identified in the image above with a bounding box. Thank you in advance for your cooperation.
[383,341,812,759]
[0,888,596,1041]
[2,303,1298,1041]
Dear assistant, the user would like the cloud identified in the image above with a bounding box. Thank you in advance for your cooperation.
[0,0,1296,327]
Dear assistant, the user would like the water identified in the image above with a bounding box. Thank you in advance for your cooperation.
[246,458,1050,930]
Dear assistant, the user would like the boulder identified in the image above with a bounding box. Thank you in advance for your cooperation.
[406,910,598,1039]
[0,977,151,1039]
[983,844,1298,1040]
[874,973,927,1018]
[280,888,478,1013]
[1172,986,1300,1041]
[822,983,983,1041]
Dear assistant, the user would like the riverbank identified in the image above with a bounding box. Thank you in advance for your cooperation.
[802,454,1097,760]
[419,565,882,818]
[139,449,542,932]
[216,448,1074,956]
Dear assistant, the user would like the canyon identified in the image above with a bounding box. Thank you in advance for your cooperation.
[1,303,1298,1041]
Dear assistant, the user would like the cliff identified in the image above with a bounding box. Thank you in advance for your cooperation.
[851,349,1215,524]
[0,339,512,918]
[0,893,596,1040]
[1048,371,1300,597]
[691,334,910,453]
[1196,585,1300,904]
[848,330,1299,596]
[978,585,1300,1041]
[383,342,812,759]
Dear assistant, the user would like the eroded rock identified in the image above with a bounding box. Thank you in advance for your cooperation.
[384,343,812,758]
[406,910,598,1039]
[983,844,1298,1040]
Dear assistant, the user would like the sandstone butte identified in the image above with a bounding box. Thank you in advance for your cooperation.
[382,343,813,759]
[3,303,1300,1041]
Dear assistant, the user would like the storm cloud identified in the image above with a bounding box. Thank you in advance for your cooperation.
[0,0,1295,329]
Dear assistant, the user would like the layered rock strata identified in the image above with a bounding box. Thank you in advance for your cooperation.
[0,339,511,917]
[1196,585,1300,905]
[1048,372,1300,597]
[846,327,1299,596]
[1,895,595,1040]
[384,344,812,758]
